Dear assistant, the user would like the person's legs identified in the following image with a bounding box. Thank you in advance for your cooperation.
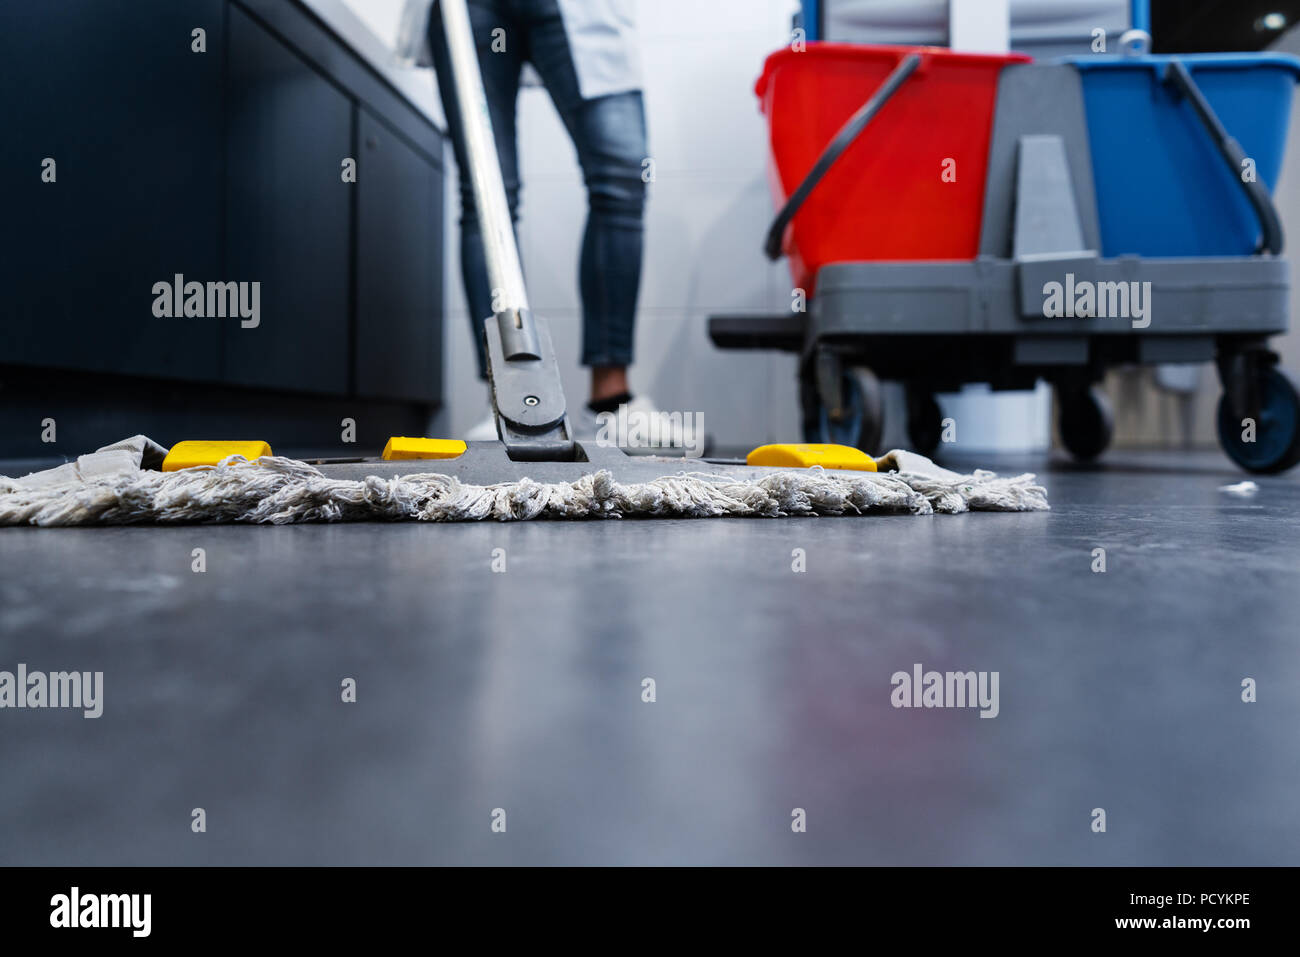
[428,0,525,380]
[520,1,647,402]
[570,90,646,401]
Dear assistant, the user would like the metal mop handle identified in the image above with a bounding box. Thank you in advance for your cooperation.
[438,0,573,460]
[439,0,528,316]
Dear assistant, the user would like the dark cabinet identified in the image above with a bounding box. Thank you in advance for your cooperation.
[1,0,444,412]
[0,0,225,378]
[355,109,443,403]
[223,4,352,394]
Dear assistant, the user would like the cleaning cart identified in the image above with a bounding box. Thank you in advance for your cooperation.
[710,12,1300,473]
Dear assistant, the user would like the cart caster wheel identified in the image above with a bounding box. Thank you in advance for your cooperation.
[905,387,943,457]
[802,369,883,453]
[1057,385,1114,462]
[1217,366,1300,474]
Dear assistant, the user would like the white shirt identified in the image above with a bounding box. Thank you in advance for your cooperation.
[397,0,643,100]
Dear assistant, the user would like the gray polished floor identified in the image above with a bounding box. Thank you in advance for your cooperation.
[1,450,1297,865]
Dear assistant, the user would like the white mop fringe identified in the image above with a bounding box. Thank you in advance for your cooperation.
[0,437,1049,525]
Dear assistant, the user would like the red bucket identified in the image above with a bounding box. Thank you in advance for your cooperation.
[757,44,1031,291]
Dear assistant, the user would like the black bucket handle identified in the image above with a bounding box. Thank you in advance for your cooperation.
[1162,58,1284,256]
[763,52,923,261]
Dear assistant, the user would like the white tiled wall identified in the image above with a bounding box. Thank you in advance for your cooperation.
[338,0,409,49]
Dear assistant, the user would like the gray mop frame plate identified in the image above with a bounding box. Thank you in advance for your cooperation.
[308,442,878,485]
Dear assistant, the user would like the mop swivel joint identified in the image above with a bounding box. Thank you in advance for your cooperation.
[484,308,576,462]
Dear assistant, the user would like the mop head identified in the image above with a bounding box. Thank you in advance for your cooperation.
[0,436,1048,525]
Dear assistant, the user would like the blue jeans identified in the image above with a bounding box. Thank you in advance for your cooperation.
[429,0,647,379]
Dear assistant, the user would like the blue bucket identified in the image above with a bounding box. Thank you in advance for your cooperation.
[1068,53,1300,257]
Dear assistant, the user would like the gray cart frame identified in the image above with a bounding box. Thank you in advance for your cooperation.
[710,62,1300,471]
